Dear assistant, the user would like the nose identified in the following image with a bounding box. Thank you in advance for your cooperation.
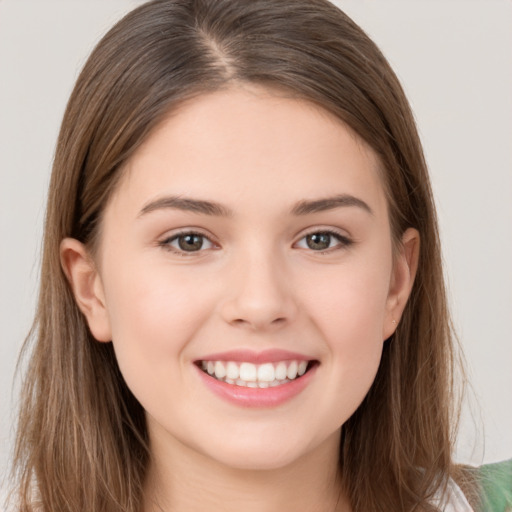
[219,251,298,332]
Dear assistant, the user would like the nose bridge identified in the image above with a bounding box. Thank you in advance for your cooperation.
[221,242,296,330]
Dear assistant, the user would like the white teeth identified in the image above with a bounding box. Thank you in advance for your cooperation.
[287,360,298,380]
[226,361,240,380]
[275,362,287,380]
[214,361,226,379]
[200,359,312,388]
[239,362,257,382]
[257,363,275,383]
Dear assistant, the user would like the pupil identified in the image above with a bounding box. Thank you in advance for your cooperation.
[307,233,330,250]
[179,234,203,251]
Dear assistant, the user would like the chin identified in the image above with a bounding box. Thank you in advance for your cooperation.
[198,429,335,472]
[209,447,306,472]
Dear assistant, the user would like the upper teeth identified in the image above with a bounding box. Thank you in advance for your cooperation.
[201,360,309,385]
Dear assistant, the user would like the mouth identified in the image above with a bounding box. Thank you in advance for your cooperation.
[195,359,317,388]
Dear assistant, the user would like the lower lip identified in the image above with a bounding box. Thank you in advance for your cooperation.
[195,364,317,408]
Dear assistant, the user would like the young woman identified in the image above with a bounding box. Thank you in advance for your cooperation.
[10,0,511,511]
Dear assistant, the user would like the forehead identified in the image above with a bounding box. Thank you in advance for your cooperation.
[109,85,387,219]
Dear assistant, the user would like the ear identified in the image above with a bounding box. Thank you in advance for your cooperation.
[60,238,112,342]
[383,228,420,340]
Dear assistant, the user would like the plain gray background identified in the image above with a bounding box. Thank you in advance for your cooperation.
[1,0,511,492]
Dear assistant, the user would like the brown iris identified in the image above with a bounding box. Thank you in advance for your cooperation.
[178,234,204,251]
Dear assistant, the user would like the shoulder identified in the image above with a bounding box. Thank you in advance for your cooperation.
[476,459,512,512]
[440,460,512,512]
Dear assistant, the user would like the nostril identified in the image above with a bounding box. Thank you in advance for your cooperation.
[229,316,287,329]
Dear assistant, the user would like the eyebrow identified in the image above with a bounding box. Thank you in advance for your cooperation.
[291,194,373,216]
[139,196,233,217]
[138,193,373,218]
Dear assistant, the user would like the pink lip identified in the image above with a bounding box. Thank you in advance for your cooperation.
[196,349,313,364]
[194,362,318,408]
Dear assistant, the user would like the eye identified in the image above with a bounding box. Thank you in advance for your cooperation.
[295,230,352,252]
[160,232,215,254]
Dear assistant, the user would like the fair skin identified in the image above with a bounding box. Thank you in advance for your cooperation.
[61,85,419,512]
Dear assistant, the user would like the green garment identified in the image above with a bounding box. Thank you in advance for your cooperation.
[478,459,512,512]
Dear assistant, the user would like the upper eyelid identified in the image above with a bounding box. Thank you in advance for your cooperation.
[160,228,216,242]
[295,226,352,241]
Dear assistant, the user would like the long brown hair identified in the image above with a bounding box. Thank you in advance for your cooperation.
[12,0,467,510]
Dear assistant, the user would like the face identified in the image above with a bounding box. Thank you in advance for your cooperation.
[64,86,417,472]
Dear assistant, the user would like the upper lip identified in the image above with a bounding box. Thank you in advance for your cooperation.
[196,349,315,364]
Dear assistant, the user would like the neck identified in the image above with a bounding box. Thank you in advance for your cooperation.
[143,428,350,512]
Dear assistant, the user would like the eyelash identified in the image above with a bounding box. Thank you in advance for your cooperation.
[158,230,217,256]
[296,229,353,254]
[158,229,353,256]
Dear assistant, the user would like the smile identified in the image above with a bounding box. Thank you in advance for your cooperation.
[194,350,318,407]
[198,360,312,388]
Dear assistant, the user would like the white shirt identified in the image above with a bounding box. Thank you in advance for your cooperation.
[432,478,474,512]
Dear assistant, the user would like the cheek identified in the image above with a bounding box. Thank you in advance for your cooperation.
[312,276,387,362]
[297,252,391,416]
[101,262,215,389]
[301,254,391,347]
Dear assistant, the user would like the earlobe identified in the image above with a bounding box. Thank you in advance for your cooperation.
[383,228,420,340]
[60,238,112,342]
